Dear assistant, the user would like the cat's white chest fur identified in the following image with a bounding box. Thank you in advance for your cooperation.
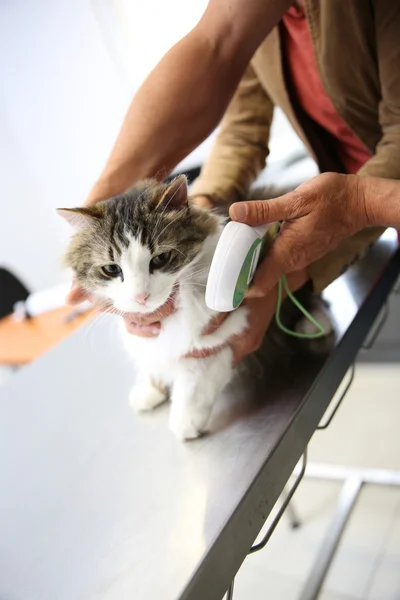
[122,262,248,440]
[123,284,247,367]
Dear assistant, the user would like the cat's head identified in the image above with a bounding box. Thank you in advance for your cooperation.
[58,176,219,314]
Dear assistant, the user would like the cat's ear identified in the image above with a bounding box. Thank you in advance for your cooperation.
[56,207,102,230]
[157,175,188,210]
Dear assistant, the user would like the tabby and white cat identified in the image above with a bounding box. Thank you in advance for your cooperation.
[58,175,331,440]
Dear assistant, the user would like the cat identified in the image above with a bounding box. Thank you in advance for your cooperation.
[58,175,332,440]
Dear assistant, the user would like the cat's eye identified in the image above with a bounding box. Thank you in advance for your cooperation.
[151,251,172,269]
[101,264,122,278]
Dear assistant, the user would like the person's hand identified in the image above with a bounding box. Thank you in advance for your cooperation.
[67,283,225,339]
[121,300,176,337]
[187,268,308,364]
[229,268,308,364]
[67,282,177,338]
[185,297,274,364]
[65,182,121,310]
[229,295,276,365]
[67,282,89,306]
[229,172,367,297]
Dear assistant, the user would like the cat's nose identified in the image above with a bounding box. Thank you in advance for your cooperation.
[133,292,150,305]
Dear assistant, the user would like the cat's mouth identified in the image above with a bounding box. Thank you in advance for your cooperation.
[140,284,178,314]
[114,283,179,317]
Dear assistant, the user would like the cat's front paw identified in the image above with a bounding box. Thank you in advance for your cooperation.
[168,411,201,441]
[129,381,167,413]
[168,405,210,441]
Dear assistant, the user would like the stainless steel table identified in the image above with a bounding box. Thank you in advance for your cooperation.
[1,231,399,600]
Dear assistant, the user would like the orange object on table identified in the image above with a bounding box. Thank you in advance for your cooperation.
[0,306,93,366]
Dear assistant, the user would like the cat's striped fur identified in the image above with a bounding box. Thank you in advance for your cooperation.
[58,176,332,440]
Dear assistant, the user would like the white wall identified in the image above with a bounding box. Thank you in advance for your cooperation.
[0,0,211,292]
[113,0,207,85]
[0,0,130,291]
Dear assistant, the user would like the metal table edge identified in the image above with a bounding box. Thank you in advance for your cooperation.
[179,248,400,600]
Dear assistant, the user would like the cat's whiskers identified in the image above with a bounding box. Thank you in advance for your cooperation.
[104,305,123,317]
[181,282,207,288]
[180,267,210,282]
[180,277,208,288]
[174,247,189,259]
[155,245,189,263]
[149,179,186,244]
[183,265,209,275]
[83,308,112,350]
[149,205,170,246]
[82,301,131,351]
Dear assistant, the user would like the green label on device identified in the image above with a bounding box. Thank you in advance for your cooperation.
[232,238,263,309]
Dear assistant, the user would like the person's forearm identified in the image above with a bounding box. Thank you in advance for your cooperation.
[86,0,292,204]
[89,31,240,201]
[362,177,400,229]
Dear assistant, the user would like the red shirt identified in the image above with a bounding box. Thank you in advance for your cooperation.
[281,5,372,174]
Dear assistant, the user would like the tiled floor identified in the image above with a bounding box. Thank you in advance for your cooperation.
[233,363,400,600]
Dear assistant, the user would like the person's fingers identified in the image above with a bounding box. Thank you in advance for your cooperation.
[129,298,175,325]
[122,287,178,330]
[155,298,177,320]
[246,227,307,298]
[228,296,274,365]
[124,310,162,327]
[231,336,254,367]
[229,192,302,226]
[245,257,281,298]
[201,311,228,335]
[181,313,228,359]
[185,344,227,359]
[123,315,161,337]
[66,281,88,305]
[230,319,265,365]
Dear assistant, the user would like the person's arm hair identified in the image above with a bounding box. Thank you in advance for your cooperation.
[86,0,292,205]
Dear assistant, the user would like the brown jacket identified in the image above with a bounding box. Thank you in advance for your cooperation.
[192,0,400,292]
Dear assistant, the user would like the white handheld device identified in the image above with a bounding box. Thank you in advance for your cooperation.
[205,222,270,312]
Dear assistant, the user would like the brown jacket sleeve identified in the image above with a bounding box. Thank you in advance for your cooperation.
[308,1,400,292]
[358,1,400,179]
[191,65,274,205]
